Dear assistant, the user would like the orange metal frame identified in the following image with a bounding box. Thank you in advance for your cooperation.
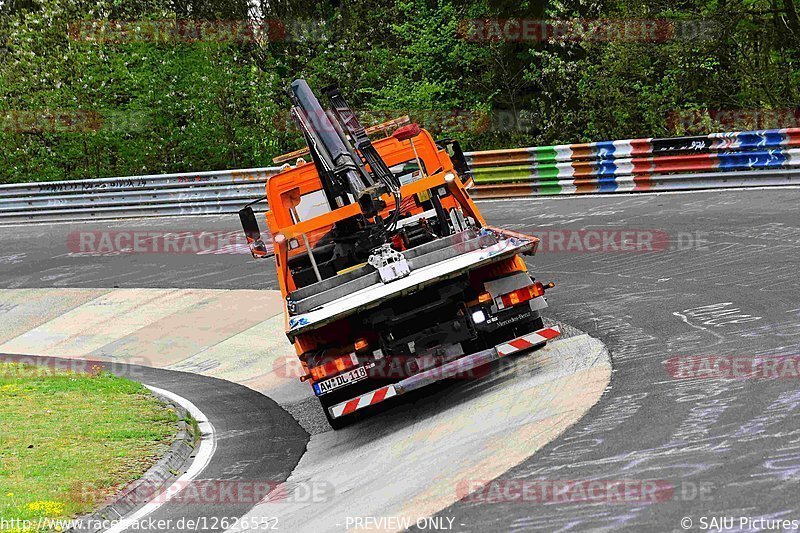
[264,128,485,294]
[260,127,513,365]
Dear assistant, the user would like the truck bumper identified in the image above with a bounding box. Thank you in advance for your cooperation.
[328,325,561,420]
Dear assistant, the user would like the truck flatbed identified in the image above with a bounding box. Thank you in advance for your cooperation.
[287,227,537,337]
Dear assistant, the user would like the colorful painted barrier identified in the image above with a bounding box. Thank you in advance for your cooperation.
[467,127,800,197]
[3,127,799,224]
[471,168,800,198]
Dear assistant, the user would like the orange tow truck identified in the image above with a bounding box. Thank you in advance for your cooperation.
[240,79,559,428]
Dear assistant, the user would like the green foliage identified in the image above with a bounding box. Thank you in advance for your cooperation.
[528,0,800,143]
[0,0,798,183]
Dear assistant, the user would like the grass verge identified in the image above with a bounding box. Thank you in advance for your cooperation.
[0,362,178,530]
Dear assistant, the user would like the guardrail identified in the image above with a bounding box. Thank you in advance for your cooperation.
[466,127,800,198]
[2,127,800,223]
[0,167,278,223]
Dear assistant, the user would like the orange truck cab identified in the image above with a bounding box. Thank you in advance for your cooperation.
[239,79,559,428]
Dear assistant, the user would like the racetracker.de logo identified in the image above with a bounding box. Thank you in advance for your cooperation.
[66,230,271,255]
[1,109,103,133]
[668,108,800,132]
[72,480,334,505]
[458,19,714,43]
[666,356,800,380]
[272,354,493,381]
[0,355,151,379]
[68,19,288,43]
[456,479,674,504]
[534,229,670,253]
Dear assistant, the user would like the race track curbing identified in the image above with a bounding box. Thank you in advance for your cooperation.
[0,288,610,532]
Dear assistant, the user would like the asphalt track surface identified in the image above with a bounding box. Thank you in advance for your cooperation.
[0,287,610,532]
[2,188,800,531]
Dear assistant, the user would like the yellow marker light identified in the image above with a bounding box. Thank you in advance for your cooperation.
[354,338,369,351]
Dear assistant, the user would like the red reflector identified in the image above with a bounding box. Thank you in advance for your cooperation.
[531,281,544,298]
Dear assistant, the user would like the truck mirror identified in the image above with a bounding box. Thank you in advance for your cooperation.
[238,207,271,258]
[239,206,261,242]
[437,139,471,179]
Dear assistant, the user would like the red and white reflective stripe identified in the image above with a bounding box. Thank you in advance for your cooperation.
[496,326,561,358]
[330,384,398,419]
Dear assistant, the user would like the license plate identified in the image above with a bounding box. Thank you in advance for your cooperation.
[313,366,369,396]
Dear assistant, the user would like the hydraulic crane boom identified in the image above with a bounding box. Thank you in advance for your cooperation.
[287,79,375,209]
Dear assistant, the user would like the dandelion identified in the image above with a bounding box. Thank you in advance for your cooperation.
[26,500,64,516]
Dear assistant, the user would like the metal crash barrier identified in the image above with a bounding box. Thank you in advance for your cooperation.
[0,167,278,223]
[2,127,800,223]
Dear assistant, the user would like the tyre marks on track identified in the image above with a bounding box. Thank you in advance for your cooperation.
[428,191,800,531]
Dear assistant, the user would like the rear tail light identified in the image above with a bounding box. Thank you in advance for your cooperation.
[354,338,369,351]
[310,352,359,381]
[497,282,545,309]
[466,291,493,308]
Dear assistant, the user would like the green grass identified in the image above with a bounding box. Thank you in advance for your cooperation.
[0,362,178,530]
